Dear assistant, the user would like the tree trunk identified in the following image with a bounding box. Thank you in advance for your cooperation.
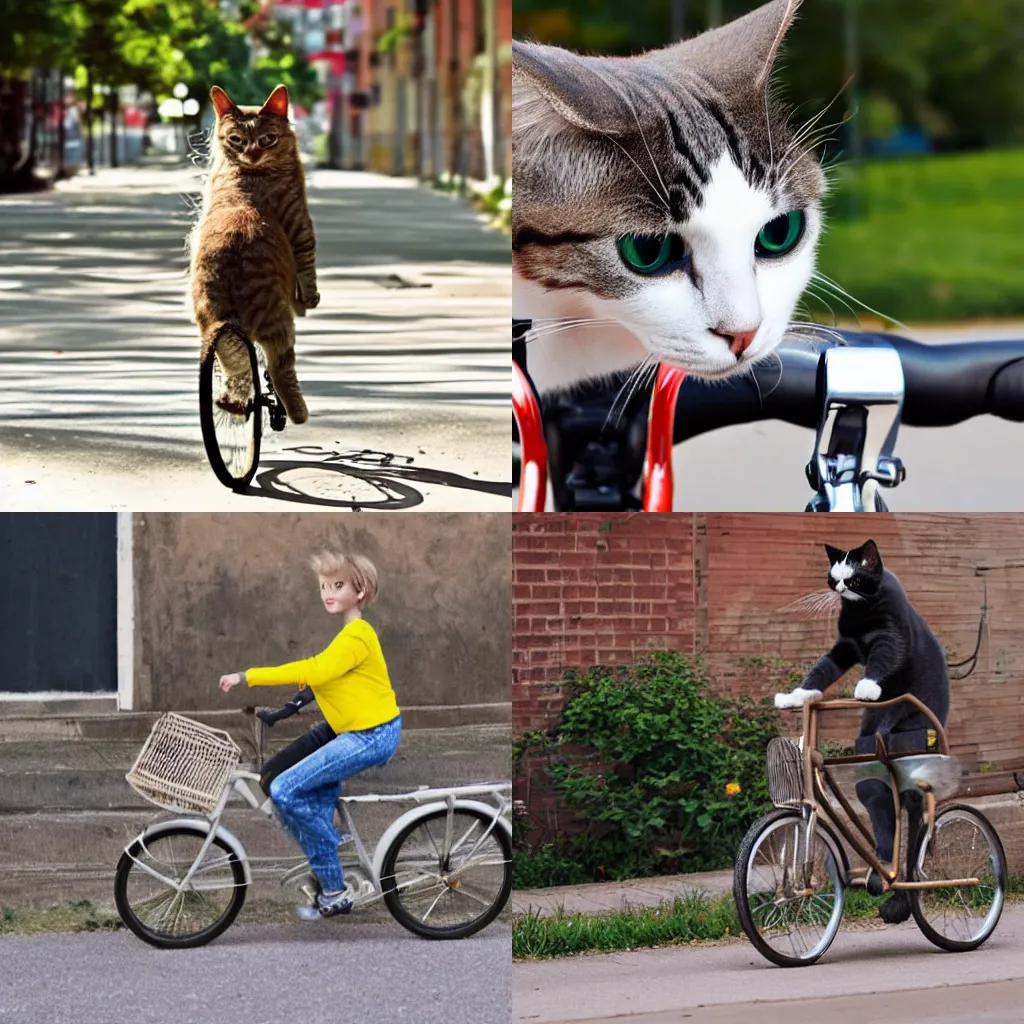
[27,71,40,163]
[85,68,95,175]
[109,88,118,168]
[56,69,66,179]
[448,0,463,192]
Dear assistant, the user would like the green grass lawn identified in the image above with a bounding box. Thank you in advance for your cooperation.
[810,149,1024,324]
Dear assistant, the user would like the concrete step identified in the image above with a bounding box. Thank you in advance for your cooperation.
[1,723,511,910]
[0,723,511,813]
[0,804,434,912]
[0,703,511,739]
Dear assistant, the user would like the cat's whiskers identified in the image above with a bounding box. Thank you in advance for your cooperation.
[787,321,848,346]
[745,349,784,403]
[812,272,909,332]
[781,589,842,620]
[584,63,673,211]
[804,283,845,325]
[606,355,657,428]
[775,118,849,192]
[524,318,620,342]
[781,81,852,161]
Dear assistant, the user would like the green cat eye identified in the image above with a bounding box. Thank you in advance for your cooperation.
[755,210,805,258]
[617,233,688,275]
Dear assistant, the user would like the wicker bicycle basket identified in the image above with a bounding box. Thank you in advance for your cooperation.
[125,713,241,814]
[766,736,804,808]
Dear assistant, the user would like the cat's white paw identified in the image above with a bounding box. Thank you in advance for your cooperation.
[775,687,822,709]
[855,678,882,701]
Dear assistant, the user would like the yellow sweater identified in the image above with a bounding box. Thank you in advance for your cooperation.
[246,619,399,734]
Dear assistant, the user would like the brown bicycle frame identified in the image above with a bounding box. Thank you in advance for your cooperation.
[791,694,979,893]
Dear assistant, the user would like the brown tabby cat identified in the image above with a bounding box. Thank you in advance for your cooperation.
[189,83,318,424]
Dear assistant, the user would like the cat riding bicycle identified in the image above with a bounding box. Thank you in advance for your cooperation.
[773,539,950,925]
[190,83,319,490]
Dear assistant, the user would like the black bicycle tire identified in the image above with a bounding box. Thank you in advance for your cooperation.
[733,807,848,968]
[114,824,248,949]
[380,807,512,940]
[199,332,261,491]
[909,803,1007,953]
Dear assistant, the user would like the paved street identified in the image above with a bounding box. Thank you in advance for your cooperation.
[0,921,511,1024]
[0,163,510,511]
[513,905,1024,1023]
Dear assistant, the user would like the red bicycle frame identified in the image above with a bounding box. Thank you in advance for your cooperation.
[513,362,685,512]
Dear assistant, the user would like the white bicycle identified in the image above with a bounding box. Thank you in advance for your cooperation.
[114,712,512,949]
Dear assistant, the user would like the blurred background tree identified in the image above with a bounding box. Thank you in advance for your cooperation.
[513,0,1024,151]
[1,0,320,188]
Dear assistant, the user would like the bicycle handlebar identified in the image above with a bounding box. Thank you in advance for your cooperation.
[784,693,950,756]
[674,332,1024,444]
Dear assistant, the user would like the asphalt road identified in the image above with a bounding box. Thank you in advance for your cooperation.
[0,163,511,511]
[0,921,511,1024]
[513,905,1024,1024]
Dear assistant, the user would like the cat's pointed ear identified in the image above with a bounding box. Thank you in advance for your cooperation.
[858,540,883,573]
[658,0,802,97]
[210,86,239,119]
[513,40,630,137]
[824,544,845,565]
[261,84,290,118]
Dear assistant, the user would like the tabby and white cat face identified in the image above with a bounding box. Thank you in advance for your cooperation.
[825,540,884,602]
[513,0,826,394]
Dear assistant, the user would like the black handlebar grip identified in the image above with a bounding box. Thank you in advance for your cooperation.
[989,358,1024,422]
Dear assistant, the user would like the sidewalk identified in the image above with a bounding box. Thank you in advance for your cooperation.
[0,162,509,511]
[511,868,735,918]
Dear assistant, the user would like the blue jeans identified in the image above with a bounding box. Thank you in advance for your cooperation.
[269,716,401,891]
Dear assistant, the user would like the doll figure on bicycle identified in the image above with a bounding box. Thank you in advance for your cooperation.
[220,551,402,918]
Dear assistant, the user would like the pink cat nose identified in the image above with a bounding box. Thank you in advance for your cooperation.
[713,327,758,357]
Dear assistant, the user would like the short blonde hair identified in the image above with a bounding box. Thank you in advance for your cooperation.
[309,551,379,605]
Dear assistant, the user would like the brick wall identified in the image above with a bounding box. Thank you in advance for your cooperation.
[514,513,1024,832]
[512,513,695,732]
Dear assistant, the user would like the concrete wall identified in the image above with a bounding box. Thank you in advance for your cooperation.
[131,512,510,715]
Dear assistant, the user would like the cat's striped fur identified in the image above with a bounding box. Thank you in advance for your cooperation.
[513,0,828,394]
[189,84,317,424]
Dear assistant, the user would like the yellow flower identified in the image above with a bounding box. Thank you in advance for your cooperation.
[725,782,742,797]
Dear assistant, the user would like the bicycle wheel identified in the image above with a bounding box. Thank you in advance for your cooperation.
[910,803,1006,952]
[380,806,512,940]
[199,328,261,491]
[734,808,847,967]
[114,824,248,949]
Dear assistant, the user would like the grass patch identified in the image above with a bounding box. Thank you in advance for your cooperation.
[432,173,510,234]
[512,877,1024,960]
[513,891,740,960]
[0,901,123,937]
[813,149,1024,323]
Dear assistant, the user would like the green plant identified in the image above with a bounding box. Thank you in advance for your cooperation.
[518,651,781,883]
[512,890,741,959]
[513,842,592,889]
